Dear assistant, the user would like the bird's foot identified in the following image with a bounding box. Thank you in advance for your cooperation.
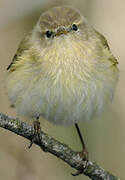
[71,148,88,176]
[28,117,41,148]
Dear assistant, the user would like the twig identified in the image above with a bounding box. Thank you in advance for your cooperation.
[0,113,122,180]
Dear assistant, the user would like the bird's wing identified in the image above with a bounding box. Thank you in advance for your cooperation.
[95,30,118,66]
[7,34,31,71]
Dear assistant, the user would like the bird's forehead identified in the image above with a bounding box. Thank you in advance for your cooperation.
[38,6,82,30]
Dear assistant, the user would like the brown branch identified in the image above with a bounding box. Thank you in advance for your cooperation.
[0,113,122,180]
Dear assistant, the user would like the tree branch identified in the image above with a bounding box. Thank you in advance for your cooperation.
[0,113,122,180]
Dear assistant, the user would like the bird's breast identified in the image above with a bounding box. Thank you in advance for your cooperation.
[6,37,118,126]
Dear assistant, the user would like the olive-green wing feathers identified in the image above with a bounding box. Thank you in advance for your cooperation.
[95,30,118,66]
[7,34,31,71]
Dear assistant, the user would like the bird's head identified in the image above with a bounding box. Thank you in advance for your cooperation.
[31,6,94,48]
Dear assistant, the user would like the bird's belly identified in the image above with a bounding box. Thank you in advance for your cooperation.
[8,72,116,126]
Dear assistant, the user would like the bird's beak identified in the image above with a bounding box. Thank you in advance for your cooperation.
[56,27,68,36]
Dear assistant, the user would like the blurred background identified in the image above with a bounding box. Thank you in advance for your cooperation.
[0,0,125,179]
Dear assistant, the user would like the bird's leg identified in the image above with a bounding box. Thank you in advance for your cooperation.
[75,123,88,160]
[28,116,41,149]
[72,123,88,176]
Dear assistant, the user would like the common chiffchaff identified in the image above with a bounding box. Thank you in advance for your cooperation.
[6,6,118,167]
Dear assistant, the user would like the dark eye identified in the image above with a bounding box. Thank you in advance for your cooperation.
[46,31,53,38]
[72,24,78,31]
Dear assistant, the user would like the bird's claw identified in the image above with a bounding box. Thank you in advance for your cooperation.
[28,118,41,148]
[71,149,88,176]
[71,160,88,176]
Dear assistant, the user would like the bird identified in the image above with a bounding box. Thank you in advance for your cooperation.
[5,6,118,175]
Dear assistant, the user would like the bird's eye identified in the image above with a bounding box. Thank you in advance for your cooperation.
[46,31,53,38]
[72,24,78,31]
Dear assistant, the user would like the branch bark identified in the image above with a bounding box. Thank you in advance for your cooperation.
[0,113,122,180]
